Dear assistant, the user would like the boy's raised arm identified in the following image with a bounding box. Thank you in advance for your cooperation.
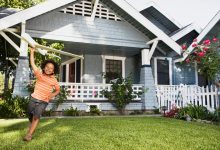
[30,47,38,71]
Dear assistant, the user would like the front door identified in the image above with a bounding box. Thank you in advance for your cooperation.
[154,57,172,85]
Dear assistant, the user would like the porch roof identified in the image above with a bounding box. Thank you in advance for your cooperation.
[140,2,182,35]
[0,0,182,55]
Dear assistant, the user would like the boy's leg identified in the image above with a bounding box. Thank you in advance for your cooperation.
[29,116,40,135]
[23,116,39,141]
[24,101,47,141]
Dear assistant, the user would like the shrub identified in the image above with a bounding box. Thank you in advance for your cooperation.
[89,105,101,116]
[101,75,145,114]
[52,87,70,110]
[63,106,80,116]
[176,104,209,120]
[0,89,29,118]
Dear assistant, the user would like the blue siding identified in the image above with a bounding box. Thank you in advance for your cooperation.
[26,11,148,48]
[173,63,196,85]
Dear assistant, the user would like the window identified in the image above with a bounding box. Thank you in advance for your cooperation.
[154,57,172,85]
[102,55,125,83]
[61,59,82,83]
[105,59,122,83]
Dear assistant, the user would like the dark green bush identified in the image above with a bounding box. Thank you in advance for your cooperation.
[89,105,101,116]
[63,106,80,116]
[176,104,220,122]
[0,90,29,118]
[101,75,144,114]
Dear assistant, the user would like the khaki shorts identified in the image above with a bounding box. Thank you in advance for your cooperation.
[27,97,48,122]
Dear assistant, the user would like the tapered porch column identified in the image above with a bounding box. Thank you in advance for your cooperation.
[140,49,158,110]
[13,22,30,97]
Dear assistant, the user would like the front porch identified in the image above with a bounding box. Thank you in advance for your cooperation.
[52,83,219,112]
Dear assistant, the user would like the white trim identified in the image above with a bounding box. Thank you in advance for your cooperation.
[101,55,126,83]
[19,22,28,57]
[195,63,198,85]
[154,57,172,85]
[112,0,181,55]
[4,29,84,59]
[171,23,202,41]
[66,64,69,82]
[0,0,78,31]
[148,40,159,59]
[174,10,220,62]
[146,37,160,45]
[91,0,99,21]
[8,58,17,67]
[80,57,83,83]
[61,57,77,66]
[0,31,21,53]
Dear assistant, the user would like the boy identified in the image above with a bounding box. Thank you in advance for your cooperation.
[23,47,60,141]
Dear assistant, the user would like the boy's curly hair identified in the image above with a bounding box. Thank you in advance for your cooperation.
[41,59,59,75]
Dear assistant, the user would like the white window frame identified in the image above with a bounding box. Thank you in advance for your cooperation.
[61,58,83,83]
[154,57,172,85]
[101,55,126,83]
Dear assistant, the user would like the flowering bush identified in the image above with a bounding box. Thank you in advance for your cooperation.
[164,104,179,118]
[182,37,220,80]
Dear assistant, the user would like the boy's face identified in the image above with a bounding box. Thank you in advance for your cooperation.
[44,63,54,75]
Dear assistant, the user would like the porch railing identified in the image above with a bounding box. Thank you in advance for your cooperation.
[59,82,143,101]
[156,85,219,111]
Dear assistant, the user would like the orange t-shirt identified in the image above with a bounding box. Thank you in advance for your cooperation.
[31,69,60,103]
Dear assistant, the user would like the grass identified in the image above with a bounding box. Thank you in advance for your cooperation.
[0,116,220,150]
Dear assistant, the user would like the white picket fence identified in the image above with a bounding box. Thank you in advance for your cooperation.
[59,82,143,101]
[156,85,219,112]
[59,83,219,111]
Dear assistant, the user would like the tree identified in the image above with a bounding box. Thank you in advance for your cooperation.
[0,0,45,9]
[182,37,220,82]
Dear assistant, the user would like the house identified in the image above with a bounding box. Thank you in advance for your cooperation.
[0,0,219,112]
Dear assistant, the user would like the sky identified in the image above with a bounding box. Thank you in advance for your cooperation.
[126,0,220,29]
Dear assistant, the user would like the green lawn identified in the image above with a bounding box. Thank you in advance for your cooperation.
[0,116,219,150]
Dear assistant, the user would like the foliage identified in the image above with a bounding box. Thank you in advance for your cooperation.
[0,0,45,9]
[30,39,64,67]
[182,37,220,81]
[53,87,70,110]
[89,105,101,116]
[63,106,80,116]
[0,89,29,118]
[164,105,179,118]
[101,75,145,113]
[176,104,209,120]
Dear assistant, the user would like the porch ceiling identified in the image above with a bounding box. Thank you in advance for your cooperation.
[62,41,141,56]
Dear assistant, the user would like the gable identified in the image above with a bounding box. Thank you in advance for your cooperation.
[26,9,149,48]
[60,0,121,21]
[0,0,182,55]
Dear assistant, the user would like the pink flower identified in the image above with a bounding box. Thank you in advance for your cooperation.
[193,38,197,42]
[192,43,197,47]
[203,47,209,51]
[203,39,211,46]
[198,52,205,57]
[213,37,218,42]
[181,44,187,50]
[93,91,98,97]
[186,58,190,63]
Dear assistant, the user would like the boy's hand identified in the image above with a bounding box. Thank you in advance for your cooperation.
[30,47,35,53]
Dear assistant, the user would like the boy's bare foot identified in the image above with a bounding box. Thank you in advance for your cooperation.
[23,134,32,141]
